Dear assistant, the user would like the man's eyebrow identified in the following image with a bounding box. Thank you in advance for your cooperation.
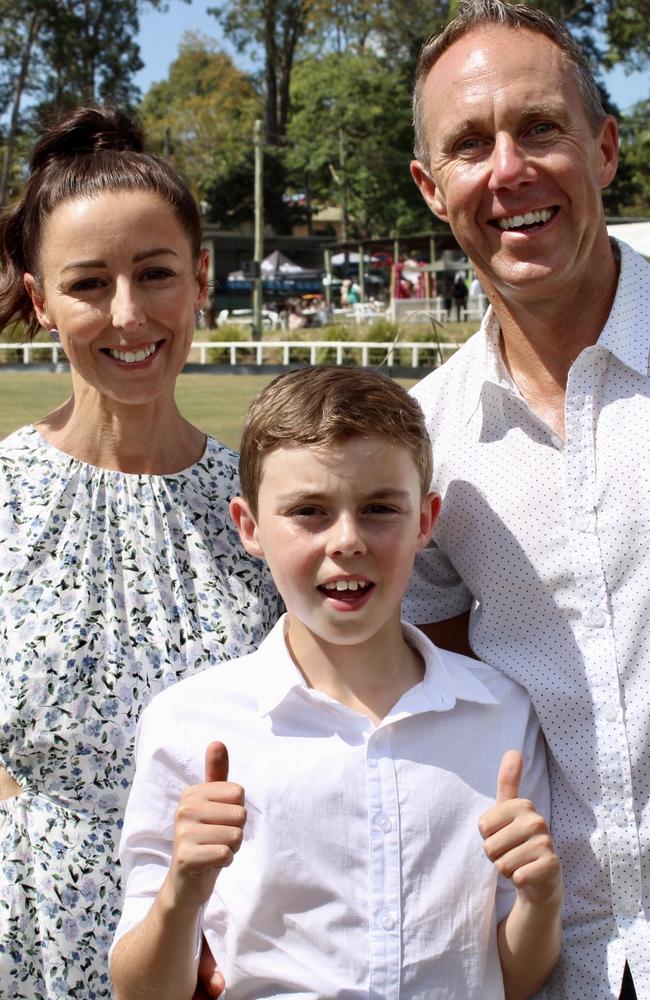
[60,247,179,273]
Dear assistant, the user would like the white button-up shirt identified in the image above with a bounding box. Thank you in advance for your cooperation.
[113,616,549,999]
[404,241,650,998]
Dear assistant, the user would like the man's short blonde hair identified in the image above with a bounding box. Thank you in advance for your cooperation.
[412,0,607,167]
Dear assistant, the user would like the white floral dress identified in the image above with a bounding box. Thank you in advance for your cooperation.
[0,426,281,999]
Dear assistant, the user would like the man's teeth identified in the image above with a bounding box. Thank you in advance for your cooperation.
[497,208,553,230]
[323,580,370,592]
[108,343,157,363]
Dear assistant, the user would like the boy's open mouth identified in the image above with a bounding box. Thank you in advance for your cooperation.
[317,579,375,603]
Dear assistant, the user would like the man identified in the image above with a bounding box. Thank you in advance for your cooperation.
[405,2,650,998]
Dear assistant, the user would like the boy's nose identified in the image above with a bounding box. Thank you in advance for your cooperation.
[325,513,366,557]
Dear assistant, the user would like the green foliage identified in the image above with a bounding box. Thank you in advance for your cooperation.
[203,324,251,364]
[284,51,430,238]
[140,33,261,201]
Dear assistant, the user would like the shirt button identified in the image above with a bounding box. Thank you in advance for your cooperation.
[604,705,620,723]
[611,808,627,827]
[584,608,607,628]
[379,815,392,833]
[571,514,592,532]
[380,911,395,931]
[621,900,637,917]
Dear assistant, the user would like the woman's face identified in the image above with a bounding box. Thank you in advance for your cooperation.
[25,189,209,407]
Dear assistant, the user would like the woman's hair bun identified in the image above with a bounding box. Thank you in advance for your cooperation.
[30,105,146,173]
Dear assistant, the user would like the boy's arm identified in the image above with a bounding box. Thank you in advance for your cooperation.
[479,751,564,1000]
[111,743,245,1000]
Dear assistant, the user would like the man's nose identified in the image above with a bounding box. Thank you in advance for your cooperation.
[488,132,535,191]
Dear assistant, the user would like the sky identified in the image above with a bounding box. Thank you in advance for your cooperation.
[135,0,649,113]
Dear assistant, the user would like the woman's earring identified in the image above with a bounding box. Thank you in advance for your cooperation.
[48,328,61,343]
[194,309,204,326]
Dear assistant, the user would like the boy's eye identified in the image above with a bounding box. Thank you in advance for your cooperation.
[289,506,323,518]
[364,503,399,515]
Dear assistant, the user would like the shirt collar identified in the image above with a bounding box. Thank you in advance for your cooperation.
[254,615,498,719]
[597,239,650,376]
[468,239,650,416]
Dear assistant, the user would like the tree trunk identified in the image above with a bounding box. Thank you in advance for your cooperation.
[0,11,41,206]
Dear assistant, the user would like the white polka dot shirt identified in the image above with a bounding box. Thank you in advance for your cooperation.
[403,241,650,999]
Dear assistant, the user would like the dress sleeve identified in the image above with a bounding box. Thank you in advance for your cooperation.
[402,536,474,625]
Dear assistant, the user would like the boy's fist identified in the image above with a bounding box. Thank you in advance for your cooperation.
[479,750,563,910]
[169,741,247,909]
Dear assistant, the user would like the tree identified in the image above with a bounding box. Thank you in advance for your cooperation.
[284,51,430,238]
[140,32,261,202]
[0,0,177,205]
[208,0,324,143]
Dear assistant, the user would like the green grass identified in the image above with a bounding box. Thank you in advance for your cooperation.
[0,371,419,451]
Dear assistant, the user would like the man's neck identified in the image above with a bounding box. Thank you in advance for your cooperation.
[486,244,620,439]
[284,613,425,726]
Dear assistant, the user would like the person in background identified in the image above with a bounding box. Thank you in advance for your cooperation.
[0,105,280,1000]
[408,1,649,996]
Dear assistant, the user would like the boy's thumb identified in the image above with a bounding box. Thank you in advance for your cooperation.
[204,741,229,783]
[495,749,523,803]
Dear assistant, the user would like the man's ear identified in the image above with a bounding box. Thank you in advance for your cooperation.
[417,492,442,550]
[230,496,265,558]
[410,161,449,222]
[597,116,619,190]
[24,273,51,330]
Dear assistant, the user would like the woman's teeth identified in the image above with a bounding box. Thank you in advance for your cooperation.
[108,343,157,363]
[322,580,370,592]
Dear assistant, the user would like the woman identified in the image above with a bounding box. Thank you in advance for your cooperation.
[0,106,280,999]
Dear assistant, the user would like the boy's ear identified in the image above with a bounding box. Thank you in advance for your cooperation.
[230,496,265,558]
[24,273,51,330]
[410,161,449,222]
[417,492,442,549]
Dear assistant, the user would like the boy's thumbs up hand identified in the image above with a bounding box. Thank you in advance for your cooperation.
[168,741,247,911]
[478,750,563,910]
[495,749,523,803]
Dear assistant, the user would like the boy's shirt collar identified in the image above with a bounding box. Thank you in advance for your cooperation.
[255,614,498,720]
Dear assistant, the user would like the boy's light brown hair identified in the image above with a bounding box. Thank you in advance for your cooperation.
[238,366,433,516]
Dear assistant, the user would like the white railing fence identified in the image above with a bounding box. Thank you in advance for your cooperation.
[0,340,461,369]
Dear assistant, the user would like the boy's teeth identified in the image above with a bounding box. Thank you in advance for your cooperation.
[323,579,369,592]
[497,208,553,230]
[108,343,157,363]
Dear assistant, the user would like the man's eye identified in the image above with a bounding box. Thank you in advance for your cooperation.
[528,122,555,136]
[456,136,484,152]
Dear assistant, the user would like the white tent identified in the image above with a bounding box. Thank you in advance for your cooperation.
[607,222,650,260]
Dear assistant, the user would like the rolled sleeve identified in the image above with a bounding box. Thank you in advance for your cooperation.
[403,538,473,625]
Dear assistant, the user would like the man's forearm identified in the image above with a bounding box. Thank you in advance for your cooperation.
[111,880,203,1000]
[417,611,476,658]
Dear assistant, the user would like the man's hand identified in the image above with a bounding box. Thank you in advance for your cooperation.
[479,750,563,909]
[168,741,247,910]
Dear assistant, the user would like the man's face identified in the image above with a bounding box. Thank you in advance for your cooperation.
[411,26,618,303]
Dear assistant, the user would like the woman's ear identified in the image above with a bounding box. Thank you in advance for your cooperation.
[24,273,51,330]
[195,249,210,311]
[230,496,265,558]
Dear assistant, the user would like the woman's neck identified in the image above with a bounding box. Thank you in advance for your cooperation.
[34,386,206,474]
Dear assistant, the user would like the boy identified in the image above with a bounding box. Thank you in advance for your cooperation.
[110,366,563,1000]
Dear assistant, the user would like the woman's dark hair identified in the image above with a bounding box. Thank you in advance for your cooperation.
[0,105,202,337]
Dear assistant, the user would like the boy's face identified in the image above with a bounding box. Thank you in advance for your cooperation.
[231,435,439,650]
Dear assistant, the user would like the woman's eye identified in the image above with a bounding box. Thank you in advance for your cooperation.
[141,267,175,281]
[68,277,105,293]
